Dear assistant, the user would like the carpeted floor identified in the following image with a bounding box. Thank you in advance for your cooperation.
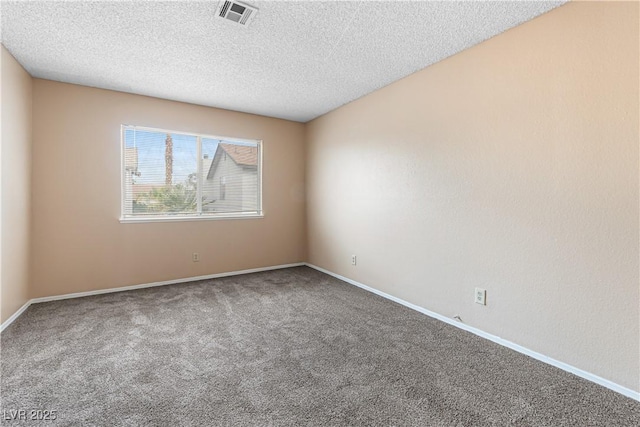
[1,266,638,426]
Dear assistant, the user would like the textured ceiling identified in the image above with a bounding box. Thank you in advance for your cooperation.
[1,1,565,122]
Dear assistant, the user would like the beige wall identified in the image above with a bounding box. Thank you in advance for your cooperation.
[2,0,637,395]
[1,46,33,323]
[306,1,639,392]
[31,80,306,298]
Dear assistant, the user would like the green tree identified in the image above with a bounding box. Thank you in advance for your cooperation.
[134,184,196,213]
[133,174,213,214]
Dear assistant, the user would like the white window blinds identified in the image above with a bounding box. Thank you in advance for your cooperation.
[122,126,262,221]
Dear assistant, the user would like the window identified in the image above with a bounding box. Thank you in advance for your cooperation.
[220,177,226,201]
[121,125,262,222]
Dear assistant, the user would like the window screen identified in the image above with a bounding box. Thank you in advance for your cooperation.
[122,125,261,221]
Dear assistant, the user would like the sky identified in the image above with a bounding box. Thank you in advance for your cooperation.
[124,128,220,185]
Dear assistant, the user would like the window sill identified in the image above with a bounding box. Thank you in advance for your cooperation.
[119,212,264,224]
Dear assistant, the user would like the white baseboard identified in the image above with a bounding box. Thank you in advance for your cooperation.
[0,300,32,333]
[1,262,305,331]
[30,263,305,304]
[2,261,638,402]
[305,263,640,402]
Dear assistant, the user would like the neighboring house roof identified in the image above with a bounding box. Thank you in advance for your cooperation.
[219,143,257,166]
[207,143,258,179]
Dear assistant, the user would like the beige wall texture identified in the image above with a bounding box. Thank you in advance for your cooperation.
[306,1,639,392]
[1,46,33,324]
[30,80,306,298]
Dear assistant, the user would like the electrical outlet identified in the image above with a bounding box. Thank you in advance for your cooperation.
[475,288,486,305]
[192,252,200,262]
[351,255,357,266]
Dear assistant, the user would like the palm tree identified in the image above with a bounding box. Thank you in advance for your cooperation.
[165,133,173,185]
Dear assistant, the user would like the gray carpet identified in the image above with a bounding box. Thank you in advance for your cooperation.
[1,267,638,426]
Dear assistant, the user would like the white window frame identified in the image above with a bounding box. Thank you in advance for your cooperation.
[120,125,263,223]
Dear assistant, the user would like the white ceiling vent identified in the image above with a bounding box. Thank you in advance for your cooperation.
[217,1,258,27]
